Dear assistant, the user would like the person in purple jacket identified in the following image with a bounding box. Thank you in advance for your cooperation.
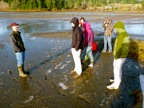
[81,22,94,67]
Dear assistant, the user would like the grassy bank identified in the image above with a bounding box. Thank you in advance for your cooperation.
[0,8,144,13]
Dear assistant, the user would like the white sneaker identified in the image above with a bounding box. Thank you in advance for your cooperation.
[108,51,112,53]
[106,84,119,89]
[73,74,81,79]
[89,63,93,67]
[102,50,106,53]
[110,79,114,82]
[70,70,76,74]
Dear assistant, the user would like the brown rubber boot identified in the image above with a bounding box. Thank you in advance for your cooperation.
[18,66,28,77]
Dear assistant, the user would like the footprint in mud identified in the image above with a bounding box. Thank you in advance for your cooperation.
[64,75,68,81]
[60,75,68,82]
[60,64,67,70]
[55,63,62,69]
[66,60,72,63]
[23,96,34,104]
[78,95,90,104]
[0,72,4,76]
[46,69,52,74]
[44,68,58,80]
[45,74,48,80]
[8,70,13,74]
[67,54,71,57]
[99,93,116,107]
[8,76,19,83]
[99,98,107,107]
[58,75,68,90]
[58,82,68,90]
[47,55,50,57]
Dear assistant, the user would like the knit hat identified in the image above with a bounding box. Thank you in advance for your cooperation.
[114,21,125,29]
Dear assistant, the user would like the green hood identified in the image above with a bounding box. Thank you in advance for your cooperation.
[114,21,125,29]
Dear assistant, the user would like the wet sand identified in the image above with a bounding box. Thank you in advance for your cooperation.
[0,12,144,108]
[31,30,72,39]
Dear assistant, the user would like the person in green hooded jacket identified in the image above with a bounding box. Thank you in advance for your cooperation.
[107,21,130,89]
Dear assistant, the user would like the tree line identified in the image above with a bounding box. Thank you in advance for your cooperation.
[2,0,144,10]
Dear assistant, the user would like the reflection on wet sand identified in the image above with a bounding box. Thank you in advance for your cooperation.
[20,77,30,93]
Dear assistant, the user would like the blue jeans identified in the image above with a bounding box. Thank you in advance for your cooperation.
[103,36,112,52]
[15,51,25,66]
[81,46,94,61]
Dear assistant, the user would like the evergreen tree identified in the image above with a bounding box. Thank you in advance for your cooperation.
[45,0,52,10]
[36,0,42,9]
[1,0,144,10]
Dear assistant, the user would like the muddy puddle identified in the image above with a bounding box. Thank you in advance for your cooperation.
[0,12,144,108]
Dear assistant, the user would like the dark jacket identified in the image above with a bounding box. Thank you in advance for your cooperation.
[10,31,25,53]
[71,17,83,51]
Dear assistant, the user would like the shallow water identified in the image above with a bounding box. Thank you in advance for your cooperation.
[21,20,144,40]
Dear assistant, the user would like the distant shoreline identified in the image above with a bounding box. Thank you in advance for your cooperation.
[0,9,144,13]
[0,11,144,22]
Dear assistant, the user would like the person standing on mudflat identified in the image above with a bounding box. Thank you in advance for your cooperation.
[102,17,113,53]
[79,17,89,33]
[70,17,83,78]
[81,22,94,67]
[79,17,94,67]
[107,21,129,89]
[10,22,28,77]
